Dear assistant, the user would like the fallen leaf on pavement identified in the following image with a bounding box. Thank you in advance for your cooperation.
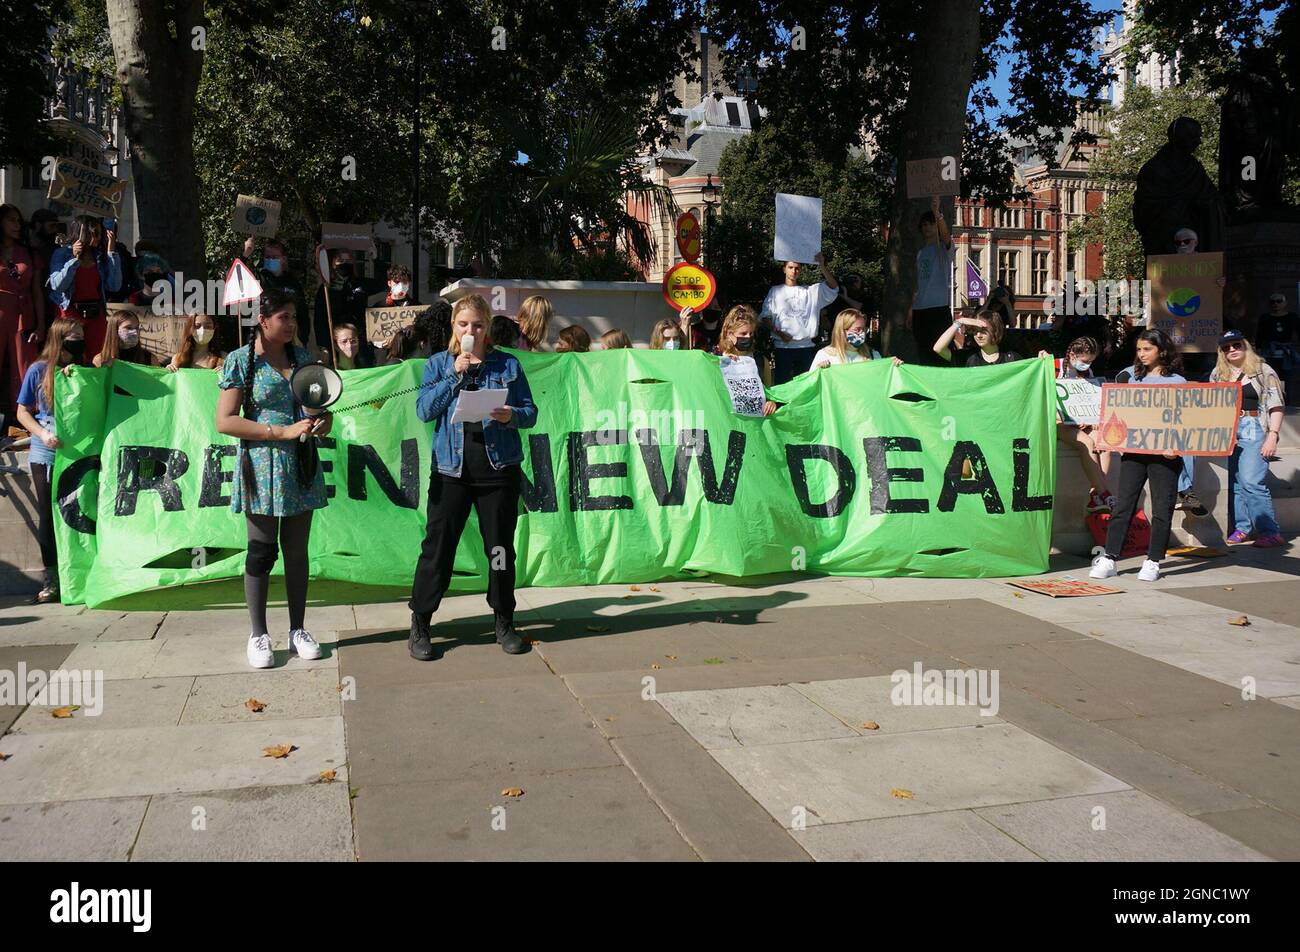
[262,744,297,759]
[586,625,609,632]
[1228,615,1251,627]
[0,752,10,761]
[629,585,640,591]
[1223,586,1234,591]
[650,663,661,670]
[51,706,79,718]
[666,654,678,660]
[501,787,524,798]
[318,770,336,783]
[245,698,266,713]
[1089,630,1104,637]
[862,721,880,730]
[703,658,724,665]
[1012,592,1025,599]
[649,586,660,592]
[891,788,915,799]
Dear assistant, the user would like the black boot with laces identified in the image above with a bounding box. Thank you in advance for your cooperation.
[495,614,528,655]
[409,612,437,661]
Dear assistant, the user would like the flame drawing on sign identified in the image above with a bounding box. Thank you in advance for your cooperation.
[1100,413,1128,448]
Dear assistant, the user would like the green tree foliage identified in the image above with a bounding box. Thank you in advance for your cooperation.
[0,0,66,167]
[1068,77,1222,280]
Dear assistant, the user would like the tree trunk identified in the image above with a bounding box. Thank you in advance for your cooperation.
[880,0,982,359]
[106,0,207,278]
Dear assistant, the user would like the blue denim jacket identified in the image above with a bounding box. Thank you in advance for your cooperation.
[417,349,538,477]
[46,246,122,311]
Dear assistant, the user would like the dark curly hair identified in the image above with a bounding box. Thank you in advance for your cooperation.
[414,299,452,353]
[1132,328,1183,380]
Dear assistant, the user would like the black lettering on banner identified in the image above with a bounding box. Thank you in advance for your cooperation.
[1011,438,1053,512]
[318,436,336,499]
[633,428,745,507]
[56,455,101,534]
[786,443,855,518]
[568,430,633,511]
[863,436,929,514]
[936,440,1004,513]
[520,433,558,513]
[347,439,418,508]
[115,446,189,515]
[199,444,237,508]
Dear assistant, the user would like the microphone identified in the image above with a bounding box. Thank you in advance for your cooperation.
[460,333,475,354]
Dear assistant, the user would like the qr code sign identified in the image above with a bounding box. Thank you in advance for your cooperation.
[727,374,765,416]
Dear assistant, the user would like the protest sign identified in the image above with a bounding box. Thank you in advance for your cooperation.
[46,157,128,217]
[320,222,375,252]
[719,355,765,416]
[676,211,701,263]
[1007,579,1122,597]
[662,262,717,311]
[365,306,423,344]
[1055,377,1103,425]
[107,303,189,364]
[52,353,1056,607]
[1146,252,1223,352]
[906,156,960,199]
[1094,382,1240,457]
[773,193,822,264]
[232,194,282,237]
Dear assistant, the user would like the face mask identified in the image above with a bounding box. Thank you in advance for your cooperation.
[64,339,85,361]
[119,330,139,348]
[847,332,867,347]
[734,337,754,353]
[193,327,212,344]
[391,283,408,298]
[263,258,283,275]
[1071,359,1091,373]
[663,339,680,350]
[336,263,355,279]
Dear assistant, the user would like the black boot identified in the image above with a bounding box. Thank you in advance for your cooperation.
[495,614,528,655]
[409,612,437,661]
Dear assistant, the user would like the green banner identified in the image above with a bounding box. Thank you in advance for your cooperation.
[52,351,1057,607]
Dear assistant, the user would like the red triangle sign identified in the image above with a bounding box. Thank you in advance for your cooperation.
[222,258,263,307]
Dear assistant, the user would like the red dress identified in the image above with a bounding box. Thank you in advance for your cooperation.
[61,258,108,355]
[0,245,40,406]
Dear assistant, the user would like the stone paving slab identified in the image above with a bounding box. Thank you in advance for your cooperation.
[154,603,357,639]
[973,790,1270,861]
[60,639,165,681]
[338,625,552,687]
[561,653,898,699]
[179,668,342,725]
[1194,806,1300,861]
[791,675,1001,734]
[0,643,74,734]
[1274,696,1300,711]
[131,784,354,861]
[10,676,192,734]
[710,722,1130,826]
[144,633,337,678]
[657,684,860,749]
[534,619,745,675]
[0,715,346,804]
[0,796,149,861]
[578,690,680,741]
[793,809,1041,862]
[1164,581,1300,629]
[352,767,698,861]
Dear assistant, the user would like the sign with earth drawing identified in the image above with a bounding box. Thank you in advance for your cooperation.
[1145,252,1223,353]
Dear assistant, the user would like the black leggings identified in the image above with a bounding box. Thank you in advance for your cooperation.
[409,469,520,621]
[244,510,313,635]
[30,462,57,569]
[1105,453,1181,562]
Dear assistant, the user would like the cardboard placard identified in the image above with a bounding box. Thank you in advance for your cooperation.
[365,306,423,344]
[1007,579,1122,598]
[320,221,375,252]
[1095,382,1241,457]
[773,193,822,264]
[906,156,960,199]
[1055,377,1103,425]
[232,194,282,237]
[46,156,127,217]
[107,303,190,364]
[1146,252,1223,353]
[662,262,717,312]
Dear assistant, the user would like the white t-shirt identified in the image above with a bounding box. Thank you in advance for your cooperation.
[914,241,954,310]
[761,281,839,349]
[812,346,880,367]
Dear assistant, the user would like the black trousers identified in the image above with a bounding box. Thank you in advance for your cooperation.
[31,462,56,570]
[409,468,520,620]
[912,305,953,367]
[1105,453,1181,562]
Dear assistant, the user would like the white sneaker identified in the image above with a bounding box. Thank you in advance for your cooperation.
[1088,554,1117,579]
[1138,559,1161,582]
[288,628,322,660]
[247,633,274,668]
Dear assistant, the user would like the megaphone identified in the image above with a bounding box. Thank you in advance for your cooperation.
[290,363,343,411]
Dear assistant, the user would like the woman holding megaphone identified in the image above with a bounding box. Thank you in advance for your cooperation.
[408,293,537,662]
[216,288,330,669]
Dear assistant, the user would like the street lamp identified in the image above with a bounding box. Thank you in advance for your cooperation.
[701,173,721,266]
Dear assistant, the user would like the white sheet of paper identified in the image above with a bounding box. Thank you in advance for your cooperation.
[450,388,508,424]
[774,193,822,264]
[720,356,766,417]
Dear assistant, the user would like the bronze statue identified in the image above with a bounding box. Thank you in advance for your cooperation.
[1134,116,1226,255]
[1219,54,1297,221]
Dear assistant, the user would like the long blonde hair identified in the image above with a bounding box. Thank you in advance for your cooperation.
[829,308,872,360]
[600,328,632,350]
[1214,337,1263,379]
[514,295,553,349]
[448,294,493,355]
[39,319,80,409]
[649,317,687,350]
[719,305,757,356]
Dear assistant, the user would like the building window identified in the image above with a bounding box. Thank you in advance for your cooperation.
[1031,251,1049,295]
[998,250,1019,292]
[1033,208,1046,230]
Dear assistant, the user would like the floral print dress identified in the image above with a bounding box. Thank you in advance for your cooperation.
[218,343,328,516]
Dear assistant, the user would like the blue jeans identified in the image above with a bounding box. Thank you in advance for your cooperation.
[1227,415,1279,535]
[1178,455,1193,493]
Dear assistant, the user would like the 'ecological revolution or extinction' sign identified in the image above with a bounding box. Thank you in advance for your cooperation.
[51,352,1057,606]
[1094,382,1241,456]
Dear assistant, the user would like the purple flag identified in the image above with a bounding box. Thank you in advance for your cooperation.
[964,258,988,300]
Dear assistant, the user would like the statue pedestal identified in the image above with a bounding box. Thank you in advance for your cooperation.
[1226,220,1300,337]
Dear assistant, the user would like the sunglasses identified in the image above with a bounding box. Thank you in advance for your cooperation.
[1219,342,1244,352]
[1174,238,1195,246]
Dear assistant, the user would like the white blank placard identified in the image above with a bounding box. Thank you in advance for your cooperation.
[774,193,822,264]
